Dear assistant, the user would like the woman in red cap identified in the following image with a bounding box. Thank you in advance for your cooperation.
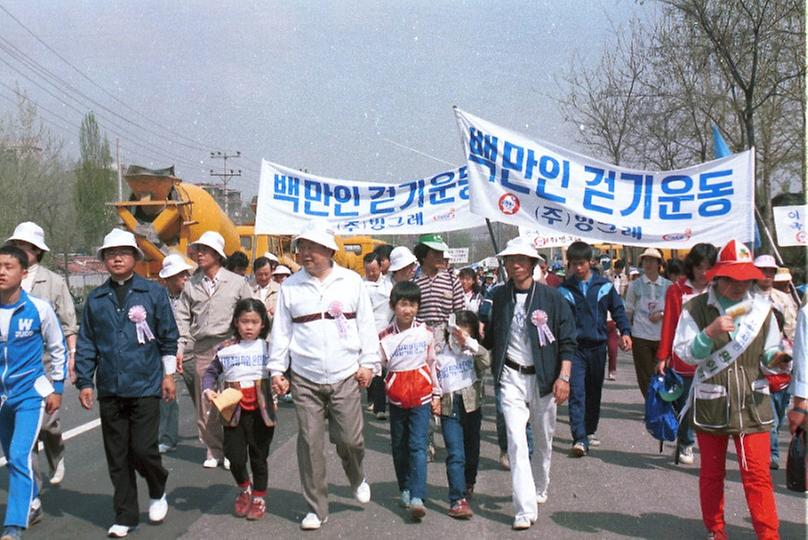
[673,240,789,540]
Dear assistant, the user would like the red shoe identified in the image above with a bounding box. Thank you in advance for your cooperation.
[234,489,251,517]
[448,498,473,519]
[247,497,266,521]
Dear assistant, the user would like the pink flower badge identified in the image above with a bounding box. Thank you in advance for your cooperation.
[328,300,348,338]
[128,305,156,344]
[531,309,555,347]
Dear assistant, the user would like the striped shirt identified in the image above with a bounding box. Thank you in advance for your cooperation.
[414,270,465,326]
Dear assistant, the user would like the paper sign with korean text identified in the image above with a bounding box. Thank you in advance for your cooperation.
[773,205,807,247]
[517,227,589,249]
[446,248,469,264]
[454,108,755,249]
[255,160,486,235]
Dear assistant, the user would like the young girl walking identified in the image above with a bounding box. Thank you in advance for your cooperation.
[433,310,489,519]
[202,298,277,521]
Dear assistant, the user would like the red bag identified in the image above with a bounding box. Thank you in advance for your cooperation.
[766,372,792,393]
[385,366,433,409]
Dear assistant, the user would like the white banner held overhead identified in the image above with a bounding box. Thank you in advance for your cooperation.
[254,160,485,235]
[773,205,807,246]
[454,108,755,249]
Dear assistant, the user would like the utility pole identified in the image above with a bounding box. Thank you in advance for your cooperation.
[116,138,123,201]
[209,151,241,218]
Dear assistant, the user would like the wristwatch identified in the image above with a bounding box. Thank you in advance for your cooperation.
[558,373,570,383]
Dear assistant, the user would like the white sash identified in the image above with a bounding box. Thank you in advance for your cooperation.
[679,294,771,420]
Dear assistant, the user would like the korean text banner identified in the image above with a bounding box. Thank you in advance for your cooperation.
[454,108,755,249]
[773,205,806,247]
[254,160,486,235]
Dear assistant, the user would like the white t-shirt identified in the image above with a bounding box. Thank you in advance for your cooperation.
[380,324,433,372]
[435,344,477,394]
[0,306,12,342]
[216,340,268,383]
[506,290,533,366]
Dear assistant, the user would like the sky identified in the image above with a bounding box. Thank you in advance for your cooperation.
[0,1,649,199]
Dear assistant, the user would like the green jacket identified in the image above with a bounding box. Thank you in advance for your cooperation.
[685,293,774,435]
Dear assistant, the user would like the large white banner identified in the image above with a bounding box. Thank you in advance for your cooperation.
[455,108,756,248]
[255,160,485,235]
[773,205,807,246]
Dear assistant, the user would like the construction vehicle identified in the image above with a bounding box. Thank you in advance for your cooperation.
[111,165,382,277]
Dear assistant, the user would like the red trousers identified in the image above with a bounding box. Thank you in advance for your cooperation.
[606,320,618,373]
[696,431,779,539]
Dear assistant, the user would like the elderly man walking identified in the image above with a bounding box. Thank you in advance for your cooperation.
[269,221,380,531]
[482,236,576,530]
[174,231,253,468]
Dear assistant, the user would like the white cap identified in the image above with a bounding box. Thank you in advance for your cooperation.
[272,265,291,276]
[7,221,49,252]
[159,254,194,279]
[96,229,144,260]
[753,255,778,269]
[496,236,540,259]
[292,220,338,252]
[774,267,792,282]
[389,246,418,272]
[190,231,227,259]
[263,251,279,263]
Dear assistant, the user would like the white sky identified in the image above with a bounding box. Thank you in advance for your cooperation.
[0,0,648,198]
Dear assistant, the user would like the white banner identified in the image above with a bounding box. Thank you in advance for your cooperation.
[773,205,807,247]
[454,108,756,248]
[446,248,469,264]
[255,160,485,235]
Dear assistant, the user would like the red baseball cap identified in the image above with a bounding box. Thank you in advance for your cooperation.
[705,240,765,282]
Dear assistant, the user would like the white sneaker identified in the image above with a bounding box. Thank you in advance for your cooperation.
[354,479,371,503]
[107,524,134,538]
[223,458,231,470]
[158,444,176,454]
[587,434,601,447]
[148,494,168,523]
[536,491,548,504]
[512,515,535,530]
[678,446,695,465]
[202,457,218,468]
[50,458,65,485]
[300,512,327,530]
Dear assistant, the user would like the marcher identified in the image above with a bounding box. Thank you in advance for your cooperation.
[272,265,291,284]
[413,234,464,351]
[378,281,437,521]
[753,254,798,469]
[75,229,178,538]
[624,248,672,398]
[673,239,785,540]
[483,236,576,530]
[6,222,76,492]
[225,251,249,277]
[389,246,418,284]
[363,252,393,419]
[202,298,276,521]
[372,244,394,276]
[787,303,808,434]
[250,256,280,319]
[157,254,194,454]
[434,310,489,520]
[772,267,794,296]
[175,231,253,469]
[559,241,631,456]
[656,243,717,465]
[0,245,66,540]
[268,221,380,531]
[458,267,483,313]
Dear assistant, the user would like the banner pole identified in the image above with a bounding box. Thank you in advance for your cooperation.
[485,218,508,283]
[754,206,801,305]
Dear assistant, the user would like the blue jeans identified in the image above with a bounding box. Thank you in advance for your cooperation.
[672,374,695,450]
[440,395,482,505]
[770,388,791,461]
[568,344,607,448]
[389,403,430,500]
[496,383,533,457]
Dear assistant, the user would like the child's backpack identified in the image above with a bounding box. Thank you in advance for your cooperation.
[645,370,682,449]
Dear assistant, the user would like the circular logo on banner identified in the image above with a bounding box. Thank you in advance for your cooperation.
[498,193,521,215]
[797,230,806,245]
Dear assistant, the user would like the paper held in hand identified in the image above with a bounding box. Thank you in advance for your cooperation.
[212,388,243,422]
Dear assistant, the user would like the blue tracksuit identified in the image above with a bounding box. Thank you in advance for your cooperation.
[0,290,66,528]
[558,274,630,449]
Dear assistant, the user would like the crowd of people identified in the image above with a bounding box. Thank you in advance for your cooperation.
[0,219,804,539]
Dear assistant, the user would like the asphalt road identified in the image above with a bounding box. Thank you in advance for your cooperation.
[2,352,805,539]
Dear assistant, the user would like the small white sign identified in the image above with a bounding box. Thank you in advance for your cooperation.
[773,205,807,247]
[446,247,469,264]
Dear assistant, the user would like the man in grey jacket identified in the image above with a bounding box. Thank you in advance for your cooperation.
[174,231,253,468]
[6,222,77,499]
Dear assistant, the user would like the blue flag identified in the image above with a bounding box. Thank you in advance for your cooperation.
[712,123,732,159]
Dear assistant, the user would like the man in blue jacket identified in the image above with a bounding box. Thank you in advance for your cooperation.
[75,229,179,539]
[482,236,577,530]
[558,241,632,457]
[0,245,66,540]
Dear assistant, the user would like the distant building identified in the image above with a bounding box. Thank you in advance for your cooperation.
[196,182,244,223]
